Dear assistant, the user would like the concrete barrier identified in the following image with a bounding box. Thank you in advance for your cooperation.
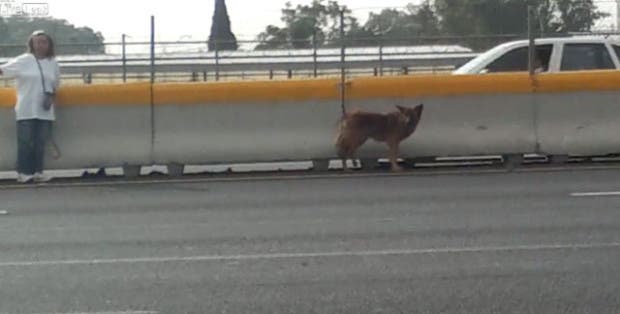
[2,71,620,175]
[535,71,620,156]
[152,79,342,164]
[152,74,539,165]
[0,83,152,171]
[0,88,17,170]
[345,75,537,158]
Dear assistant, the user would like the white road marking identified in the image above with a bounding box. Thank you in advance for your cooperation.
[0,169,506,190]
[1,242,618,268]
[30,311,158,314]
[571,191,620,197]
[2,162,620,190]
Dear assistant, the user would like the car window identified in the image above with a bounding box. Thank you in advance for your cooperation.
[613,45,620,64]
[453,43,510,74]
[561,44,615,71]
[484,45,552,73]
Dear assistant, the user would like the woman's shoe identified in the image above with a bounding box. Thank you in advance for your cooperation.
[17,173,34,183]
[33,172,52,183]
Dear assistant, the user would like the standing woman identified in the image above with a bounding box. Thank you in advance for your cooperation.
[0,30,60,183]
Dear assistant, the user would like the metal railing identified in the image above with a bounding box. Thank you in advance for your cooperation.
[0,34,533,85]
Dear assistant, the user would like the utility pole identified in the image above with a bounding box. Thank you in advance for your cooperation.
[528,5,536,76]
[616,0,620,31]
[339,9,346,117]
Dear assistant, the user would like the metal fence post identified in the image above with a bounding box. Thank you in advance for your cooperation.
[339,9,346,116]
[122,33,127,83]
[379,43,384,76]
[313,32,318,78]
[528,5,536,76]
[150,16,155,83]
[215,41,220,81]
[149,15,156,163]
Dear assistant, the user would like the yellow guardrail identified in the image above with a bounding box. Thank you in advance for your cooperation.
[1,71,619,107]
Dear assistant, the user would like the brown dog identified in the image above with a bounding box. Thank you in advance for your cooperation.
[335,104,424,171]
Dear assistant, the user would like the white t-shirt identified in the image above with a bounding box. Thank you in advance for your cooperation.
[0,53,60,121]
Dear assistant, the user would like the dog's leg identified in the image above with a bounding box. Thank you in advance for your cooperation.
[342,135,367,172]
[337,145,351,172]
[335,133,350,172]
[388,140,403,172]
[342,158,350,171]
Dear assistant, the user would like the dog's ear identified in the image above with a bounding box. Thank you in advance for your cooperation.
[416,103,424,113]
[396,105,407,114]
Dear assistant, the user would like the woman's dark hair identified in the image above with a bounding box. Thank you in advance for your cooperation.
[27,30,55,58]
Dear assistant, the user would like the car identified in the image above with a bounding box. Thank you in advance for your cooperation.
[453,37,620,74]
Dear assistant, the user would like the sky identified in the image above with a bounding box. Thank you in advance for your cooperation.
[40,0,426,43]
[6,0,619,44]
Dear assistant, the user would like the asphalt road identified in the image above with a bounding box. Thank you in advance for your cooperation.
[1,168,620,314]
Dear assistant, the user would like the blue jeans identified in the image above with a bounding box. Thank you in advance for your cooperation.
[17,119,51,175]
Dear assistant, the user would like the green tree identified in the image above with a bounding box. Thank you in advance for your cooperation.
[208,0,238,51]
[435,0,529,36]
[434,0,608,48]
[0,18,8,44]
[256,0,608,51]
[360,1,440,46]
[436,0,609,35]
[255,0,360,50]
[0,16,105,56]
[549,0,608,33]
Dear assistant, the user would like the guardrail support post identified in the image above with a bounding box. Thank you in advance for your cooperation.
[123,164,142,178]
[167,163,185,177]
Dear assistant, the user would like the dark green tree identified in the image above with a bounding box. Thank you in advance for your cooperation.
[435,0,608,35]
[255,0,360,50]
[0,16,105,56]
[549,0,608,33]
[434,0,529,36]
[434,0,608,49]
[255,0,608,50]
[359,1,440,46]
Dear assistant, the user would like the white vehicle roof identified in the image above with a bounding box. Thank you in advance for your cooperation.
[493,36,620,51]
[453,36,620,74]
